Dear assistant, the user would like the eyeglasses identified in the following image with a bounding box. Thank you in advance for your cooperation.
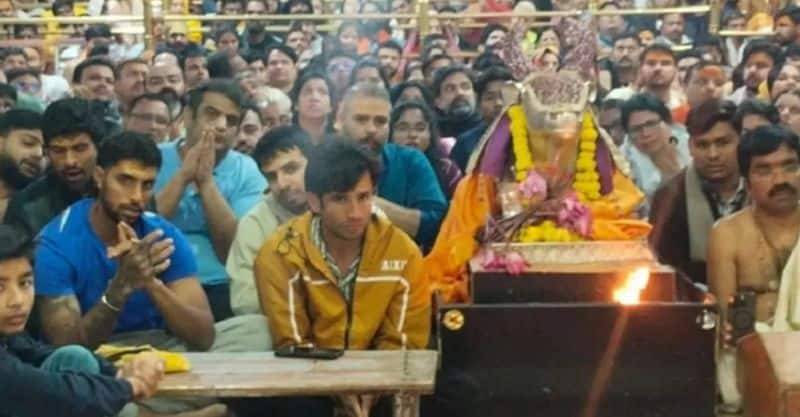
[327,62,355,73]
[627,118,662,136]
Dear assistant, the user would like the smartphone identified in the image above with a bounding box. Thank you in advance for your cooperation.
[728,291,756,344]
[274,344,344,360]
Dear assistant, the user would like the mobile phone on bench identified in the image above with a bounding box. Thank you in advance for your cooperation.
[275,343,344,360]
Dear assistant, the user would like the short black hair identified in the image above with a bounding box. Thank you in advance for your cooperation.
[0,224,32,263]
[243,51,265,65]
[472,51,507,72]
[87,44,110,58]
[612,31,641,47]
[377,40,402,55]
[73,57,115,84]
[475,66,512,100]
[42,98,107,146]
[290,70,335,114]
[84,24,112,41]
[677,49,703,62]
[733,99,780,133]
[2,46,26,60]
[741,39,783,67]
[252,125,312,167]
[213,23,239,42]
[640,43,675,64]
[350,58,389,89]
[206,51,234,79]
[738,125,800,177]
[305,138,381,197]
[422,54,453,78]
[187,79,246,116]
[5,68,39,83]
[51,0,73,14]
[775,5,800,24]
[0,109,41,136]
[431,65,474,98]
[620,93,672,131]
[265,44,298,64]
[390,80,434,107]
[97,131,162,170]
[128,93,172,116]
[179,43,207,71]
[0,83,17,102]
[479,23,507,45]
[685,99,737,137]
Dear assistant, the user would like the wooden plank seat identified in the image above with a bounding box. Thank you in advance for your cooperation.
[157,350,439,417]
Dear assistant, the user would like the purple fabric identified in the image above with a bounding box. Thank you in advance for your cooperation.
[438,157,464,199]
[595,135,614,194]
[478,115,510,179]
[438,137,457,157]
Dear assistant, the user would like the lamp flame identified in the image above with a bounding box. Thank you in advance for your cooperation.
[613,267,650,305]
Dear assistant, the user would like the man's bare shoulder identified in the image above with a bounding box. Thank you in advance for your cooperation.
[713,206,754,233]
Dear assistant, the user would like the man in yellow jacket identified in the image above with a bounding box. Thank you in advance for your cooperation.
[254,138,431,351]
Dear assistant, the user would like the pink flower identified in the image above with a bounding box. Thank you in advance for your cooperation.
[518,170,548,201]
[504,251,529,275]
[479,249,529,275]
[557,192,593,237]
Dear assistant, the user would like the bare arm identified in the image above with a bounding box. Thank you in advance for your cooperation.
[374,197,421,238]
[38,295,122,349]
[145,278,215,351]
[197,180,239,263]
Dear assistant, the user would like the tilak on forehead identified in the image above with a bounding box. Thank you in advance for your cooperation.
[644,50,674,62]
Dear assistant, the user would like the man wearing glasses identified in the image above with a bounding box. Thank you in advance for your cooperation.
[123,93,174,143]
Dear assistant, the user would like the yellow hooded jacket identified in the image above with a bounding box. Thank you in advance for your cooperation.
[254,212,431,350]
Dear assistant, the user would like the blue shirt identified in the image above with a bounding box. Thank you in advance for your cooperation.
[34,199,198,334]
[378,143,447,249]
[154,141,267,286]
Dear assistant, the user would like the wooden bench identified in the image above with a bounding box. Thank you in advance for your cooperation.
[157,350,438,417]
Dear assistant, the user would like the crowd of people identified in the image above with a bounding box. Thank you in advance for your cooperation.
[1,0,800,415]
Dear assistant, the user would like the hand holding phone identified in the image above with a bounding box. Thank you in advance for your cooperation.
[728,291,756,346]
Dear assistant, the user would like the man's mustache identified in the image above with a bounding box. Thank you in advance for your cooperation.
[769,183,798,197]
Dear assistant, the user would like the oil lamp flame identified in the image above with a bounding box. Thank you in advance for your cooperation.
[613,267,650,305]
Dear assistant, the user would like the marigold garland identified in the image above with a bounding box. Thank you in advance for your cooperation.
[508,105,533,182]
[573,111,602,201]
[519,220,582,242]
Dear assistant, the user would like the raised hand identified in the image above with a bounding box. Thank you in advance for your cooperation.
[107,222,139,260]
[195,130,217,187]
[111,229,166,293]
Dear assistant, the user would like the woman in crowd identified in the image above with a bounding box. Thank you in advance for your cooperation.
[769,61,800,101]
[390,100,463,198]
[390,80,434,108]
[290,71,334,144]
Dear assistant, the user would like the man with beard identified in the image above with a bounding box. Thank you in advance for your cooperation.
[636,44,685,112]
[432,66,484,139]
[154,80,266,321]
[0,110,42,220]
[655,13,693,48]
[650,100,744,285]
[336,82,446,249]
[253,138,430,417]
[599,32,641,91]
[4,98,106,236]
[451,66,513,171]
[227,126,311,315]
[114,59,148,114]
[147,62,186,97]
[774,6,800,47]
[708,125,800,410]
[33,132,265,417]
[729,40,783,105]
[376,40,402,86]
[240,0,281,57]
[597,1,627,52]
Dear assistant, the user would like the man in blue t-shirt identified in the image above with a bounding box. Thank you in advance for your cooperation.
[154,79,267,321]
[34,131,216,350]
[336,82,447,250]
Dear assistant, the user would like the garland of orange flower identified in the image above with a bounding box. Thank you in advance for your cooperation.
[573,111,602,201]
[508,105,533,181]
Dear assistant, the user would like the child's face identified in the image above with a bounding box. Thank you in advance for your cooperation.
[0,257,33,336]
